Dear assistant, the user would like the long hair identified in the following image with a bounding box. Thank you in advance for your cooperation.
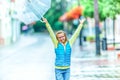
[56,30,68,42]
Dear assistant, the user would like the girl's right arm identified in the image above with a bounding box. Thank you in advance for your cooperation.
[42,18,58,48]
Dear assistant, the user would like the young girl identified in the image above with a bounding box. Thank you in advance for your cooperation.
[42,17,85,80]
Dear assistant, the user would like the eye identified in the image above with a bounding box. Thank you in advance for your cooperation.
[58,36,65,39]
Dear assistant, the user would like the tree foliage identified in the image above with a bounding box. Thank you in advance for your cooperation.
[80,0,120,21]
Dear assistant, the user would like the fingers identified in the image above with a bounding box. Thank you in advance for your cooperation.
[79,19,85,24]
[40,19,44,23]
[40,17,48,23]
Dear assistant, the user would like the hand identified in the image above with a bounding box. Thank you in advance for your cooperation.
[40,17,48,23]
[79,18,85,24]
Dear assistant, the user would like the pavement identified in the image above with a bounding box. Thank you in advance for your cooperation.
[71,38,120,80]
[0,33,55,80]
[0,33,120,80]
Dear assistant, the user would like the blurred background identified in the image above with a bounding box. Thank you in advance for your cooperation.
[0,0,120,51]
[1,0,120,80]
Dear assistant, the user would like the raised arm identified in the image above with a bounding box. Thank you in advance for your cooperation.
[69,19,85,46]
[42,18,58,48]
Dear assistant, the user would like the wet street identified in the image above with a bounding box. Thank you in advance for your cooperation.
[0,33,55,80]
[0,33,120,80]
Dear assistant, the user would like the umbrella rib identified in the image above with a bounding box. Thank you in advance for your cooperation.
[15,0,51,24]
[27,1,48,19]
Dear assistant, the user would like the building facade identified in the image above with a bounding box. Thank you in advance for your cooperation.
[0,0,21,46]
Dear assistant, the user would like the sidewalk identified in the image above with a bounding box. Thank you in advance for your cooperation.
[72,38,120,60]
[71,39,120,80]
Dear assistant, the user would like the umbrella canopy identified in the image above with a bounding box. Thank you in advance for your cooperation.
[14,0,51,24]
[59,6,83,22]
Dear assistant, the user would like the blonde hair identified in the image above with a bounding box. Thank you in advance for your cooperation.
[56,30,68,42]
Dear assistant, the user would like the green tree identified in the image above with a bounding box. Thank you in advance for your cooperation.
[44,0,64,30]
[81,0,120,20]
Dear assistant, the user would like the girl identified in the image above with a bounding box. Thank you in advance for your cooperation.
[42,17,85,80]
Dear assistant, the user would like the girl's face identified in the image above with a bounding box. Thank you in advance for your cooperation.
[56,33,66,44]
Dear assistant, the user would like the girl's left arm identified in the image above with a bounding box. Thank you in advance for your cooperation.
[69,19,85,46]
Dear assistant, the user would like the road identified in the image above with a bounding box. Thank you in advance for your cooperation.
[0,33,55,80]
